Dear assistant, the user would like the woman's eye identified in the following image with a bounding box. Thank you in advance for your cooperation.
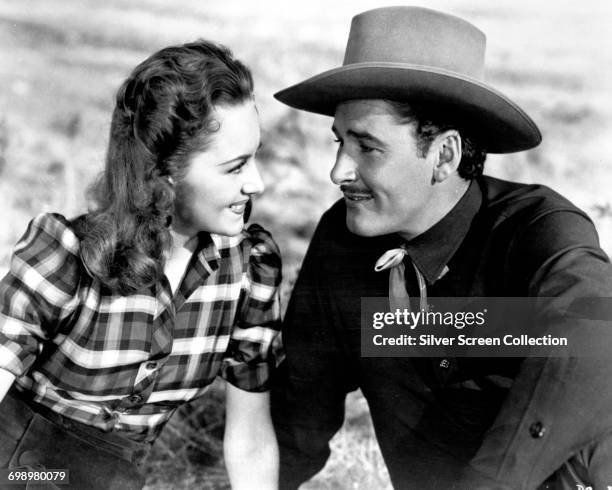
[228,161,247,174]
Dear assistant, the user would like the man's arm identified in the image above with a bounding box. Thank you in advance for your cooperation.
[272,212,352,490]
[465,210,612,488]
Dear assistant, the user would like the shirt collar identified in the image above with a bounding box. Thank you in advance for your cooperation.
[193,232,221,272]
[172,232,220,305]
[403,180,482,284]
[173,232,246,309]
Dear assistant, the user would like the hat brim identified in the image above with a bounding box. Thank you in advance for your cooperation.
[274,62,541,154]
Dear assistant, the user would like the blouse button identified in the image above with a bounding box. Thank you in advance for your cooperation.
[128,394,143,404]
[529,421,546,438]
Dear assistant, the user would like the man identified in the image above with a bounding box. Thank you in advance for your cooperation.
[271,6,612,490]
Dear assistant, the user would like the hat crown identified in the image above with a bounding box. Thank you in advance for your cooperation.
[343,7,486,80]
[274,6,541,153]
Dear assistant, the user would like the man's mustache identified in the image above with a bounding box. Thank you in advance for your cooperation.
[340,185,373,194]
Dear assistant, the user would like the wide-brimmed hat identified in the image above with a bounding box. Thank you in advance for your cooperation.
[274,6,541,153]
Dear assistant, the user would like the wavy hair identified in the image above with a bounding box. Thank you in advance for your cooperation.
[75,40,254,295]
[386,100,488,179]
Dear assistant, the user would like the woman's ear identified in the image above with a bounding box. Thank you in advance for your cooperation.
[431,130,462,184]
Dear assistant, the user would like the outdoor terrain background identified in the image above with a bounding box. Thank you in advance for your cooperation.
[0,1,610,488]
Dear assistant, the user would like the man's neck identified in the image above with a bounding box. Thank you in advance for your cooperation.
[398,178,471,242]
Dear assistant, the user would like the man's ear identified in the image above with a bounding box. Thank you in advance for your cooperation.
[430,130,462,184]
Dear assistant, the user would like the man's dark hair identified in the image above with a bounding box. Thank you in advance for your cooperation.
[386,100,487,179]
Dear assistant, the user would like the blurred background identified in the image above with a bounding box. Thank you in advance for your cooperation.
[1,1,610,488]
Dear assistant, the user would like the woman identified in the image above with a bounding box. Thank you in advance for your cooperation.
[0,40,281,489]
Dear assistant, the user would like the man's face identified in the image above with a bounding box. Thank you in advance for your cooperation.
[331,99,436,240]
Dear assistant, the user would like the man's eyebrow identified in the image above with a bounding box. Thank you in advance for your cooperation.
[215,142,263,166]
[346,129,385,147]
[331,124,386,146]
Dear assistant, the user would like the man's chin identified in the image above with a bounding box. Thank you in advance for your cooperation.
[346,215,384,237]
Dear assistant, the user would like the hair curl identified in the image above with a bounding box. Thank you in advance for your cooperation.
[385,100,487,179]
[75,40,254,295]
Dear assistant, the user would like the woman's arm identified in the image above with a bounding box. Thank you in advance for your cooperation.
[1,214,81,390]
[0,368,16,402]
[224,383,278,490]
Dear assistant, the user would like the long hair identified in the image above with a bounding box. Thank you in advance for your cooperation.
[75,40,254,295]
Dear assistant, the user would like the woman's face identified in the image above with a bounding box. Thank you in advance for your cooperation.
[173,100,264,237]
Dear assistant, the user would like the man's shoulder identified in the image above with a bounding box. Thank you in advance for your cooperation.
[309,199,352,250]
[480,176,589,223]
[319,198,347,224]
[309,198,349,244]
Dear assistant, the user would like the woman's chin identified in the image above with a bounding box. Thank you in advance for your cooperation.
[209,220,245,237]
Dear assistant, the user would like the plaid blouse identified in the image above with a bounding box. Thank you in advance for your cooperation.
[0,213,282,442]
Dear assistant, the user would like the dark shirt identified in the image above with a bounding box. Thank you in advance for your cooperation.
[272,176,612,489]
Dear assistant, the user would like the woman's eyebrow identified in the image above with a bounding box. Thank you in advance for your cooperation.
[216,142,263,166]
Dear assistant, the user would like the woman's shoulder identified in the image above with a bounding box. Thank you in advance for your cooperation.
[11,213,84,284]
[17,213,81,255]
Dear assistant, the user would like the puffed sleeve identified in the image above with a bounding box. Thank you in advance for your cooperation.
[0,213,81,377]
[219,224,283,392]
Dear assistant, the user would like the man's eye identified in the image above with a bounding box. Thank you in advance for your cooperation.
[333,138,343,146]
[359,143,376,153]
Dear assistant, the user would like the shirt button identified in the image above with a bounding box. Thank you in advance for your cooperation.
[128,394,143,404]
[529,421,546,438]
[145,362,158,370]
[439,359,450,369]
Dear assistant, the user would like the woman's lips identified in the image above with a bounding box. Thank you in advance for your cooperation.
[229,200,249,214]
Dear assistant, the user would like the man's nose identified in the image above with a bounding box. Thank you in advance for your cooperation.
[241,160,265,196]
[330,151,358,185]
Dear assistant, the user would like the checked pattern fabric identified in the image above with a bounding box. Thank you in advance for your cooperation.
[0,213,282,442]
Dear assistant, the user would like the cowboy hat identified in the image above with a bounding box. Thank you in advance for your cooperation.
[274,6,541,153]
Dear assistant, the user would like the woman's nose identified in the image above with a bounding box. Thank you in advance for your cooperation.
[241,160,265,196]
